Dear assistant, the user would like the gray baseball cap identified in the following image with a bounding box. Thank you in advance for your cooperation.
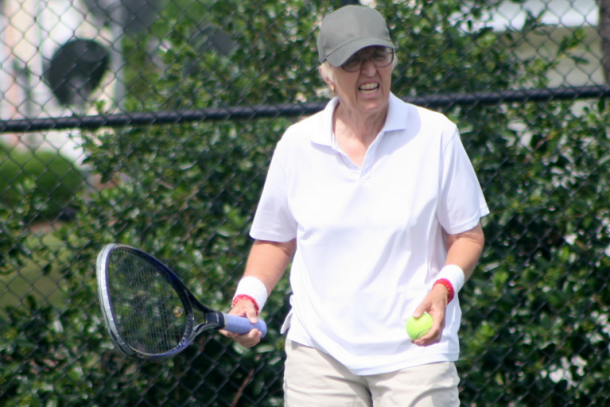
[317,5,395,66]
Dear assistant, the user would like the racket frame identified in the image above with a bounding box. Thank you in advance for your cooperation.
[96,243,227,359]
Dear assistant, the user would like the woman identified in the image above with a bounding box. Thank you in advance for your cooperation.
[223,5,488,406]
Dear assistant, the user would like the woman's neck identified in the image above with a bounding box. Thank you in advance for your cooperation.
[333,102,388,148]
[332,102,389,167]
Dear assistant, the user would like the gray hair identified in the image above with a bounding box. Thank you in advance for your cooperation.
[318,61,335,83]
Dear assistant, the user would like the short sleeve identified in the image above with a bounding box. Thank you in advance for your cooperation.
[436,126,489,234]
[249,141,298,242]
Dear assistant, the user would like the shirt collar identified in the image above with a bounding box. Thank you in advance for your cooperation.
[311,93,409,146]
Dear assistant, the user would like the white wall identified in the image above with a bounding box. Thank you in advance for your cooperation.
[489,0,598,31]
[0,0,116,162]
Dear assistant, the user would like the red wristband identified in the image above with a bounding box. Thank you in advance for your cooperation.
[434,278,455,303]
[232,294,260,315]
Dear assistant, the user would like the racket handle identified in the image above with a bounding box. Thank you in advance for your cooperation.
[224,314,268,338]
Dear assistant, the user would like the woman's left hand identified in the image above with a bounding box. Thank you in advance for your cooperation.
[410,283,450,346]
[410,223,485,346]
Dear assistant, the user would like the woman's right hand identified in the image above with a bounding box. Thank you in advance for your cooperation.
[219,298,263,348]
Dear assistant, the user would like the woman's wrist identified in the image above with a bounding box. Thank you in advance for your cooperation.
[232,276,268,315]
[434,264,465,303]
[232,294,260,314]
[433,278,455,302]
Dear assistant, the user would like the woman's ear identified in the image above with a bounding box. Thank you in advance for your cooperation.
[318,65,335,94]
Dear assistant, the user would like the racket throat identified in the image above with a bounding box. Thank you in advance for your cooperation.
[194,311,225,334]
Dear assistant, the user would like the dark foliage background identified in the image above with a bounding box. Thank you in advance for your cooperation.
[1,0,609,406]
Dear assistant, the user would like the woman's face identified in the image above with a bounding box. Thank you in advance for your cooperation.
[327,46,394,117]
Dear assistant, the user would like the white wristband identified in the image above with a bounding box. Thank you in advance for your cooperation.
[437,264,465,294]
[233,276,268,312]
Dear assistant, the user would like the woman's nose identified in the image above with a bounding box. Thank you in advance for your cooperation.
[360,58,377,75]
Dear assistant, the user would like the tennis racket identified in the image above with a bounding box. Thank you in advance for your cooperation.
[96,243,267,359]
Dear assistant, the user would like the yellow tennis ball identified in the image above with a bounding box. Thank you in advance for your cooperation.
[406,312,433,340]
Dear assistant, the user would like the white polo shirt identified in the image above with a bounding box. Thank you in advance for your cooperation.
[250,93,489,375]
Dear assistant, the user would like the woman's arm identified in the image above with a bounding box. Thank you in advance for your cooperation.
[412,223,485,346]
[221,239,296,347]
[243,239,296,293]
[444,223,485,281]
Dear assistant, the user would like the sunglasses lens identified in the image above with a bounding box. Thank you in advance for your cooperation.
[341,48,393,72]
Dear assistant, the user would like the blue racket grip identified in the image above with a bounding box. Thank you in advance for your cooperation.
[224,314,267,338]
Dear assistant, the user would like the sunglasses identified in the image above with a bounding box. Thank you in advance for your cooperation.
[341,47,395,72]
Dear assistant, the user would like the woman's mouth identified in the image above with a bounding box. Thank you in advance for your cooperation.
[359,83,380,94]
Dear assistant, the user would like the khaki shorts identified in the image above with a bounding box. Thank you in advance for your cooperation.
[284,339,460,407]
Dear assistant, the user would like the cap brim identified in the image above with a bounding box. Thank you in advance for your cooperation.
[325,37,395,66]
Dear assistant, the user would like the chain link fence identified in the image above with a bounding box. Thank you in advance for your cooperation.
[1,0,610,405]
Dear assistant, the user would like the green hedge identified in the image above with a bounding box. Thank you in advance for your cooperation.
[1,0,609,406]
[0,145,85,222]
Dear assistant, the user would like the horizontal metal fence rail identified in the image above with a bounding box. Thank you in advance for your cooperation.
[2,84,610,133]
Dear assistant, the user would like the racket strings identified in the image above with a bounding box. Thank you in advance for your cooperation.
[107,250,188,355]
